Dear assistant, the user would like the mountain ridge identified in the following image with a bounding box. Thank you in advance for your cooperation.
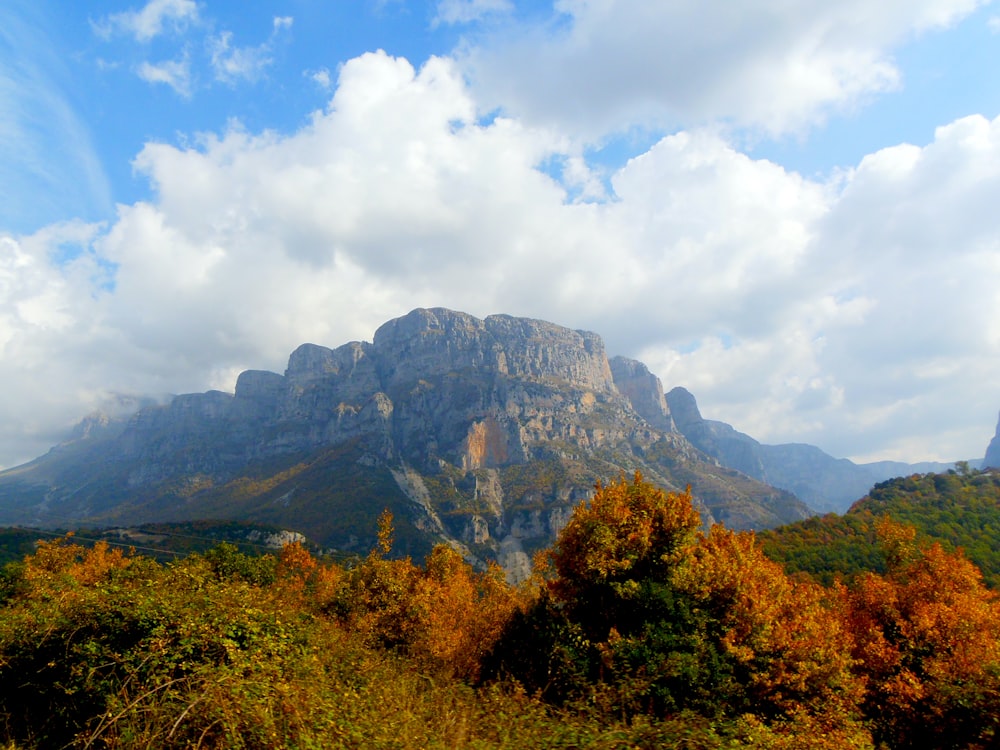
[665,386,975,513]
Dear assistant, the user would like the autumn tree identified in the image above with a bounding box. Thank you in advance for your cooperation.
[487,473,870,743]
[328,510,423,649]
[844,518,1000,749]
[408,544,519,680]
[549,471,701,632]
[329,511,519,680]
[675,525,865,738]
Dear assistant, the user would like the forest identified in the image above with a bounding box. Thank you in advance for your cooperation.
[759,467,1000,587]
[0,472,997,749]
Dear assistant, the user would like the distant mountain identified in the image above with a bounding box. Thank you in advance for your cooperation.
[664,387,974,513]
[0,308,809,579]
[984,412,1000,469]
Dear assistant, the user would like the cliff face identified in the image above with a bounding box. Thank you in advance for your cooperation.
[0,308,810,578]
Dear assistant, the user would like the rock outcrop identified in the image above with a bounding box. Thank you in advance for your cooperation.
[609,357,675,433]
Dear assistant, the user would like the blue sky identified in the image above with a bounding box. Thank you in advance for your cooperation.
[10,0,1000,226]
[2,0,1000,473]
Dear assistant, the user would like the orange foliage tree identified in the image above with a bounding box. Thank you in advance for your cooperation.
[550,471,702,601]
[328,511,519,680]
[410,544,519,680]
[843,519,1000,749]
[488,472,869,744]
[676,525,865,737]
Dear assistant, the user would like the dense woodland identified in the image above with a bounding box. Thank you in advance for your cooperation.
[0,472,998,748]
[759,467,1000,587]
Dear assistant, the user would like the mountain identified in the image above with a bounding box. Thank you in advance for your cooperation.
[664,387,971,513]
[984,412,1000,469]
[0,308,810,578]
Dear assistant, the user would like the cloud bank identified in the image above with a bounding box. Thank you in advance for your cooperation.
[2,40,1000,469]
[464,0,988,138]
[3,0,1000,474]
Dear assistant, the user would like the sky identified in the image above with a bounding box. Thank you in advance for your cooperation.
[2,0,1000,471]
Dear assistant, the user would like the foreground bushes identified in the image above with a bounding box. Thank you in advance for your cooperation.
[0,476,998,748]
[0,533,748,749]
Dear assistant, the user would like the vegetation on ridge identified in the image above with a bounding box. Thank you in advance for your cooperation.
[759,466,1000,588]
[0,473,997,748]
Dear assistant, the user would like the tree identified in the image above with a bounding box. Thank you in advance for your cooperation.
[548,471,701,638]
[844,519,1000,748]
[676,525,862,725]
[488,473,869,744]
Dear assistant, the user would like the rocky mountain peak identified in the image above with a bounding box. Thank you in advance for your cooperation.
[984,412,1000,469]
[372,307,615,394]
[286,341,374,382]
[664,386,703,433]
[609,357,675,432]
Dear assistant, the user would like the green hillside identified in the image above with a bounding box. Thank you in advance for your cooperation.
[759,467,1000,587]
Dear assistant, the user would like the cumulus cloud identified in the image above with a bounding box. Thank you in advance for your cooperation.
[3,46,1000,470]
[647,114,1000,461]
[0,222,113,466]
[462,0,987,139]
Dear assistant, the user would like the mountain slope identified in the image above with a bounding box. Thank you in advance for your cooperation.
[0,308,810,576]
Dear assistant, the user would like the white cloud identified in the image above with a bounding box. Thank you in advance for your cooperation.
[209,16,292,85]
[0,222,114,467]
[307,67,333,89]
[651,114,1000,461]
[95,0,200,42]
[137,54,192,96]
[95,3,288,94]
[3,49,1000,471]
[434,0,513,26]
[209,31,272,84]
[462,0,988,139]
